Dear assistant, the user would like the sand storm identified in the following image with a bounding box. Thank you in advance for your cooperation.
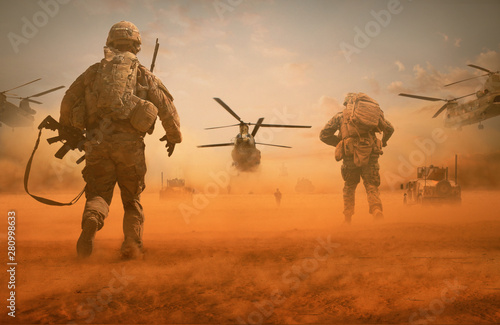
[1,189,499,324]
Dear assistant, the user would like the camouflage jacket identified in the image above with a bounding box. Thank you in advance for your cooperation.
[60,62,182,144]
[320,110,394,146]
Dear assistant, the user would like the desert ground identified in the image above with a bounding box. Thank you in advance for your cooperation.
[1,189,500,324]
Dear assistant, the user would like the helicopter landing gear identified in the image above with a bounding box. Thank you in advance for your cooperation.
[478,123,484,130]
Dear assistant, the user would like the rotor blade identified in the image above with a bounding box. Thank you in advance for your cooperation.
[29,85,65,98]
[25,98,43,104]
[2,78,41,93]
[251,117,264,137]
[204,123,241,130]
[453,92,476,101]
[432,103,449,118]
[9,97,43,104]
[197,143,234,148]
[467,64,491,73]
[255,142,291,149]
[444,74,489,87]
[258,124,311,128]
[213,98,243,122]
[399,93,445,102]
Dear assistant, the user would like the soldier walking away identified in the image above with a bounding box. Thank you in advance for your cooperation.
[59,21,182,258]
[320,93,393,224]
[274,188,282,206]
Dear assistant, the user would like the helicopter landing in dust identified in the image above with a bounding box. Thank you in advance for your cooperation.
[198,98,311,172]
[0,78,64,128]
[399,64,500,130]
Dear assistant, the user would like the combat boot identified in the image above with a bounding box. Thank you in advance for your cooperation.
[120,239,144,260]
[372,208,384,221]
[343,213,352,225]
[77,217,98,258]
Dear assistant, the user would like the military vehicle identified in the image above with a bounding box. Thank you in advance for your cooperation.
[159,174,193,199]
[198,98,311,172]
[399,64,500,129]
[402,155,461,205]
[295,178,315,194]
[0,78,64,128]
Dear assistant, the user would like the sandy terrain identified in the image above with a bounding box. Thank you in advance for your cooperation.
[1,189,500,324]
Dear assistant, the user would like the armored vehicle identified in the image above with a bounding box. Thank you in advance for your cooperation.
[159,175,193,199]
[402,156,461,204]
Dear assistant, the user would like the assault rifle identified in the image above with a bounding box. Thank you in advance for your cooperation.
[39,115,86,164]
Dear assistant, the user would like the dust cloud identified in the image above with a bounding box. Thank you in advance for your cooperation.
[1,91,499,324]
[0,125,83,194]
[1,188,500,324]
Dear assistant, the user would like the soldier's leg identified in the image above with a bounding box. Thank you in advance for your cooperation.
[115,140,147,256]
[78,149,117,257]
[341,158,361,223]
[361,155,383,217]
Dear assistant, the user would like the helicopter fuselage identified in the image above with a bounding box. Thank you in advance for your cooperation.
[0,79,64,128]
[231,132,261,171]
[443,91,500,128]
[0,100,35,128]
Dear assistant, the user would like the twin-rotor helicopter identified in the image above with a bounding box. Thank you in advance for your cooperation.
[399,64,500,129]
[0,78,64,128]
[198,98,311,171]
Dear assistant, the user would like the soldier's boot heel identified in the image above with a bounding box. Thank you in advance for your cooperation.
[342,214,352,226]
[120,239,144,260]
[77,217,98,258]
[372,208,384,220]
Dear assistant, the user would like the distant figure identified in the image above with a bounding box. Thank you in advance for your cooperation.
[274,188,282,206]
[320,93,394,224]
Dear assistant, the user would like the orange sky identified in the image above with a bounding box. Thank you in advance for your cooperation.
[1,0,500,194]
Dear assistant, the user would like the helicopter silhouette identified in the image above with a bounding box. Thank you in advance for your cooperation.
[399,64,500,129]
[198,98,311,171]
[0,78,64,128]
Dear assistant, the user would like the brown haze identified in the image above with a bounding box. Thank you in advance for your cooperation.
[1,99,500,324]
[1,188,500,324]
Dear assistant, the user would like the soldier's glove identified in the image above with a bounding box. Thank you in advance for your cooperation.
[382,140,388,147]
[159,135,176,157]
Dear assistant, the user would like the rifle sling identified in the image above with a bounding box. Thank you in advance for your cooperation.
[24,128,85,206]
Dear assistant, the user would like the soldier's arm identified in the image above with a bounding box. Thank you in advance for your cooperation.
[379,115,394,146]
[319,113,341,146]
[60,74,85,128]
[59,64,99,129]
[143,70,182,144]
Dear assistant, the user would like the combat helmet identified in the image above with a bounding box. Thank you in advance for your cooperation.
[106,21,142,53]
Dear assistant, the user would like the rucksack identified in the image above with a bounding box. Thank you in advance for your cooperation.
[344,92,382,132]
[339,93,383,166]
[93,46,139,120]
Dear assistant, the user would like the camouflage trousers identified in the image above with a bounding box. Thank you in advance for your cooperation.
[81,133,147,249]
[340,155,382,218]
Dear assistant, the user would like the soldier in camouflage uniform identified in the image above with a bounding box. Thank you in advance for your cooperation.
[59,21,182,258]
[320,93,393,224]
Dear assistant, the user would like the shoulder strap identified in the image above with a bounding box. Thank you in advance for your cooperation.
[24,128,85,206]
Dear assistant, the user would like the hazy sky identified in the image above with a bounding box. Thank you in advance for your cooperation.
[1,0,500,191]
